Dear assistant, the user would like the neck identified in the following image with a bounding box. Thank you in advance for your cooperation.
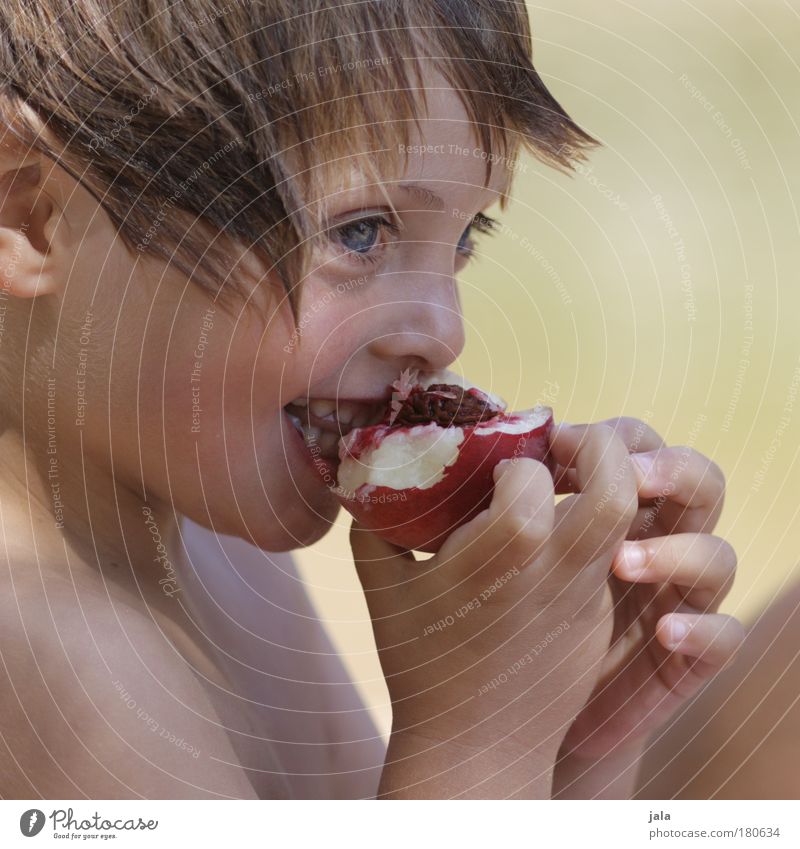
[0,420,187,623]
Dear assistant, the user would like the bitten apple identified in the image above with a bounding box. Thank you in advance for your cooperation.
[336,370,554,552]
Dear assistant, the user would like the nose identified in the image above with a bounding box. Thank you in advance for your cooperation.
[366,272,466,373]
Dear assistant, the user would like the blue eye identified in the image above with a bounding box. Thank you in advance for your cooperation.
[337,218,383,254]
[330,215,402,265]
[330,211,498,267]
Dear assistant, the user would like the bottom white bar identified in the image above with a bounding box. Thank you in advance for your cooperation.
[1,799,795,847]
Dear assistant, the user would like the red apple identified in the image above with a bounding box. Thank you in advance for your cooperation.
[335,371,554,553]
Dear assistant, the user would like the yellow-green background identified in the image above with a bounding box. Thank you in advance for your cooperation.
[296,0,800,736]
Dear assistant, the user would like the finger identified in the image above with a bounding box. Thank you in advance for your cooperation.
[437,457,554,573]
[601,416,667,453]
[612,534,737,610]
[552,462,580,495]
[627,504,665,540]
[548,424,638,572]
[656,612,746,674]
[630,446,725,534]
[350,520,416,595]
[553,417,665,494]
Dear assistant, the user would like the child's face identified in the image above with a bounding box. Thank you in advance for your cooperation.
[51,81,509,551]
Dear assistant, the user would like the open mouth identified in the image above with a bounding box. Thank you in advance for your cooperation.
[282,371,493,467]
[284,397,387,462]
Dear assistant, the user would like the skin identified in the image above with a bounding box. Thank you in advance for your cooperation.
[0,77,512,799]
[0,75,744,798]
[550,418,745,798]
[357,418,745,799]
[636,577,800,800]
[353,426,638,798]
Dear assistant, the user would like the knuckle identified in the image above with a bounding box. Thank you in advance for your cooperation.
[613,416,652,448]
[599,416,629,438]
[494,456,551,497]
[590,423,629,465]
[655,444,692,478]
[579,423,619,464]
[483,515,550,569]
[589,422,618,446]
[500,514,548,558]
[514,455,547,473]
[516,456,552,489]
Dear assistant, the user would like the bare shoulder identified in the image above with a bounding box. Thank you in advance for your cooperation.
[0,567,257,799]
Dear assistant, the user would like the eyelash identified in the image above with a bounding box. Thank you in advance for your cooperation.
[461,211,497,256]
[331,216,401,267]
[330,211,498,267]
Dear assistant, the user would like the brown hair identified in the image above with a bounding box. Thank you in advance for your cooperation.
[0,0,596,309]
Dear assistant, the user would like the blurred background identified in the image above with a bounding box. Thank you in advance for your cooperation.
[294,0,800,738]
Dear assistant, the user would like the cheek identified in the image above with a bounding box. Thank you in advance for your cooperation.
[153,304,273,433]
[183,417,340,550]
[151,334,339,548]
[120,271,344,532]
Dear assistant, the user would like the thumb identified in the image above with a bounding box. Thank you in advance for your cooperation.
[349,520,416,593]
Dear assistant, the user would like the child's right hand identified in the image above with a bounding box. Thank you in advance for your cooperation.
[350,423,639,798]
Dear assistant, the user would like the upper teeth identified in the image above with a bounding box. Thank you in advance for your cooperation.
[288,397,376,429]
[336,402,358,426]
[309,399,336,419]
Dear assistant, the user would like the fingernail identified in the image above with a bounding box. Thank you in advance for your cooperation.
[622,542,646,573]
[668,617,690,646]
[632,452,655,481]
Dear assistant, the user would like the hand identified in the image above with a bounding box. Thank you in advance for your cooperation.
[351,423,639,798]
[554,417,725,538]
[551,419,745,793]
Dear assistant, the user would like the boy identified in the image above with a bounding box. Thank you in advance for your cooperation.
[0,0,742,798]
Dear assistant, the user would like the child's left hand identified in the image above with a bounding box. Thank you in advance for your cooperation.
[551,419,745,770]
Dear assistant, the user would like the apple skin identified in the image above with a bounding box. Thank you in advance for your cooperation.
[336,408,554,553]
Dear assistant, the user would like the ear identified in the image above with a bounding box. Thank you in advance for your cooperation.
[0,153,70,299]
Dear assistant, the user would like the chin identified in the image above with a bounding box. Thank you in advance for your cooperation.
[180,478,341,553]
[246,494,341,553]
[264,514,339,552]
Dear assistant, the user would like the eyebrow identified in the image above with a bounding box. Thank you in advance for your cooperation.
[397,183,446,211]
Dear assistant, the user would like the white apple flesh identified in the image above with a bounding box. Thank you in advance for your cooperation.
[335,375,554,553]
